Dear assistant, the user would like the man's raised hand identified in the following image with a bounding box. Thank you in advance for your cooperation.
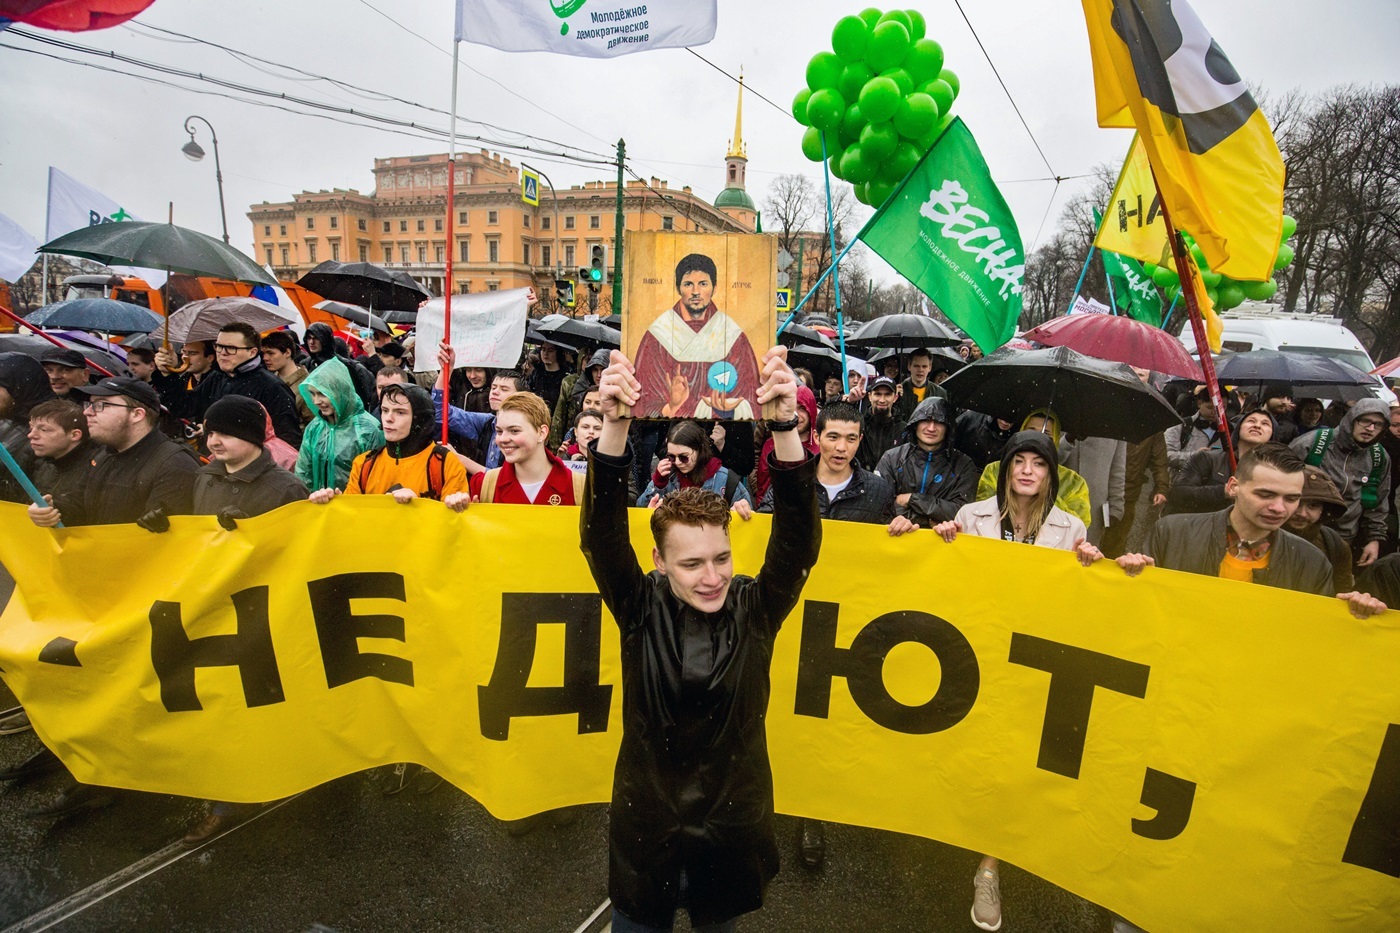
[755,345,797,422]
[598,350,641,422]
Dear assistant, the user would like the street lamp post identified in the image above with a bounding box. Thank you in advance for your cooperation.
[181,115,230,245]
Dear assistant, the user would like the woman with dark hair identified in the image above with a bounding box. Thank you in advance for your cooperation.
[449,366,495,414]
[637,419,753,508]
[933,429,1106,932]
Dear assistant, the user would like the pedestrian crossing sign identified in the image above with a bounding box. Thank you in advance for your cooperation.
[521,170,540,207]
[776,288,792,311]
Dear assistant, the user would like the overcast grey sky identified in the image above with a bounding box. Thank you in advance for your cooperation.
[1,0,1396,283]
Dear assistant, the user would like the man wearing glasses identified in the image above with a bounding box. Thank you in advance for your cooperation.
[206,323,303,447]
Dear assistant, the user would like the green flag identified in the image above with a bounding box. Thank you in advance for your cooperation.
[857,118,1023,353]
[1101,246,1164,325]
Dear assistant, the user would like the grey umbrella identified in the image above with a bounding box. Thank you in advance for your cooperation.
[157,296,298,344]
[313,301,390,335]
[25,298,164,336]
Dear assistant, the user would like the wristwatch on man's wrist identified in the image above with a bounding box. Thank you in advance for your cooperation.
[767,414,801,433]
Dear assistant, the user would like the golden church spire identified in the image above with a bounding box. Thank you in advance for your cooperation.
[727,70,747,161]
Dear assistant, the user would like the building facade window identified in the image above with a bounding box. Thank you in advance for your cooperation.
[280,246,289,265]
[459,282,471,294]
[400,220,408,232]
[523,214,531,228]
[436,245,445,263]
[541,216,551,230]
[329,216,339,229]
[279,224,287,236]
[523,243,532,266]
[417,219,425,233]
[590,215,600,229]
[434,218,443,232]
[330,241,340,261]
[418,245,427,263]
[357,218,367,231]
[663,216,674,230]
[459,211,468,224]
[487,282,499,292]
[564,244,575,267]
[384,246,393,263]
[383,221,391,233]
[307,241,317,262]
[400,246,409,263]
[263,225,271,236]
[265,247,274,265]
[488,240,499,263]
[488,210,498,225]
[542,245,552,268]
[359,245,369,262]
[459,241,469,263]
[306,217,315,230]
[564,216,575,230]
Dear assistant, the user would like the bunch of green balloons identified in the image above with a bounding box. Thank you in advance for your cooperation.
[794,8,959,208]
[1145,215,1298,310]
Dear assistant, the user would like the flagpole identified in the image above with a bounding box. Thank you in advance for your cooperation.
[1067,243,1096,315]
[818,132,848,391]
[1160,291,1181,330]
[1152,173,1235,470]
[778,236,861,334]
[441,40,460,445]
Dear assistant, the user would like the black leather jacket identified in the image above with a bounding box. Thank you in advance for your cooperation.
[581,444,820,928]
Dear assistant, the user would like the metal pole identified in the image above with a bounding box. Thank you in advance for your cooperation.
[778,235,861,334]
[520,161,561,278]
[183,116,230,245]
[39,254,49,308]
[1067,243,1096,315]
[612,139,625,317]
[441,41,461,445]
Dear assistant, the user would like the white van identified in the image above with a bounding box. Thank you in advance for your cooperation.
[1178,303,1394,402]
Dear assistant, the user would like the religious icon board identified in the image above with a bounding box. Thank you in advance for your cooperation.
[622,231,777,420]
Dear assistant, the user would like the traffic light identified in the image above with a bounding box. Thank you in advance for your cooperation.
[587,244,607,291]
[555,278,576,310]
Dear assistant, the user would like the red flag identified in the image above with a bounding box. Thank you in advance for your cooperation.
[0,0,155,30]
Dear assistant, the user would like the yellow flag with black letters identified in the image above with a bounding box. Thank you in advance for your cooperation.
[0,499,1397,931]
[1082,0,1284,281]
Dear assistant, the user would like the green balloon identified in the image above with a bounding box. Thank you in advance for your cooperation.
[839,62,875,102]
[1242,279,1278,301]
[884,140,921,182]
[866,179,897,209]
[905,9,927,42]
[865,21,911,72]
[832,15,870,62]
[859,76,902,123]
[801,126,825,162]
[828,152,846,181]
[841,103,866,139]
[1201,270,1222,289]
[1219,284,1245,310]
[806,88,846,132]
[1274,243,1295,270]
[860,121,899,162]
[1189,243,1206,267]
[923,78,955,117]
[905,38,945,83]
[1152,266,1179,288]
[853,181,870,206]
[840,145,876,184]
[1164,284,1180,302]
[807,51,844,91]
[1280,214,1297,240]
[893,92,937,138]
[880,67,915,97]
[878,10,913,32]
[792,88,813,126]
[938,68,960,97]
[1206,287,1219,307]
[1144,262,1158,276]
[858,7,882,30]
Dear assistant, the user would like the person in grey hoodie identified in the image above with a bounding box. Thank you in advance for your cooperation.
[1290,397,1391,566]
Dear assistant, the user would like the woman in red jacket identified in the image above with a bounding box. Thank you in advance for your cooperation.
[469,391,584,505]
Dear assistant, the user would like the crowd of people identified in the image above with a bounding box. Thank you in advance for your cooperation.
[0,314,1394,932]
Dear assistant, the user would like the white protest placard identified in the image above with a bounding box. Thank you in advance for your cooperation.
[1070,295,1112,316]
[414,288,529,372]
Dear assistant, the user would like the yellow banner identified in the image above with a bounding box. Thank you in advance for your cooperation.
[1,500,1397,931]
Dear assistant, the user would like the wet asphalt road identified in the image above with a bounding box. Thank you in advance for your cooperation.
[0,561,1109,932]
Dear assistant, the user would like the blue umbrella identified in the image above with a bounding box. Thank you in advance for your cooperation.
[25,298,164,336]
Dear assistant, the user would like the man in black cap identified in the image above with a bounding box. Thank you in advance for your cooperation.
[858,375,902,468]
[40,347,91,398]
[204,323,302,448]
[27,376,197,530]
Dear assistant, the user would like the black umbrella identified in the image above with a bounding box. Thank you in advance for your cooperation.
[382,309,418,325]
[24,298,163,336]
[940,345,1182,443]
[1210,350,1377,389]
[845,314,962,351]
[533,314,619,350]
[0,333,130,376]
[778,321,836,350]
[38,221,275,285]
[297,261,429,312]
[313,301,391,335]
[868,346,966,373]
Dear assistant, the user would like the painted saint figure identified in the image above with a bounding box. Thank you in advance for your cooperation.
[632,253,762,420]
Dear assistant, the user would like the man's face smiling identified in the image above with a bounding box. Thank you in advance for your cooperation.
[678,271,714,318]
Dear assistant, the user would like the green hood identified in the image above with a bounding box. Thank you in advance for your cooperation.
[299,357,365,424]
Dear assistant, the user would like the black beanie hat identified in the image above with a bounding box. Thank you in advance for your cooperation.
[204,395,266,447]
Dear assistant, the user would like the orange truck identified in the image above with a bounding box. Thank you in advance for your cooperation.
[58,273,334,327]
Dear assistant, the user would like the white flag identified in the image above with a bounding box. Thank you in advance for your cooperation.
[455,0,716,57]
[45,167,165,287]
[414,289,529,371]
[0,213,39,283]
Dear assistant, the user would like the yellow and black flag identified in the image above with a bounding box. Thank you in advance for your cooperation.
[1082,0,1284,282]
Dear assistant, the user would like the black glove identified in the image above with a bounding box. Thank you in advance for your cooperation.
[216,507,248,531]
[136,508,170,534]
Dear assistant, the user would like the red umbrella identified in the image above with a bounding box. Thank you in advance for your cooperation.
[0,1,155,30]
[1372,356,1400,378]
[1022,314,1203,381]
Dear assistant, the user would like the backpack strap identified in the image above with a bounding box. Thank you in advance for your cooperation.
[570,468,586,505]
[424,444,449,500]
[1304,428,1334,467]
[358,447,383,491]
[723,466,742,503]
[479,467,501,504]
